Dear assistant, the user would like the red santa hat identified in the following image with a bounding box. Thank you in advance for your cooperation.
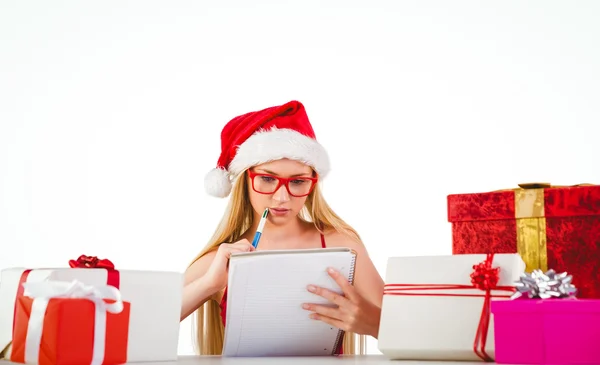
[204,101,330,198]
[204,100,330,198]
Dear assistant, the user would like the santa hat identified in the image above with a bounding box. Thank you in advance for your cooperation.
[204,100,330,198]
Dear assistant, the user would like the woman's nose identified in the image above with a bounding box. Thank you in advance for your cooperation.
[273,184,290,202]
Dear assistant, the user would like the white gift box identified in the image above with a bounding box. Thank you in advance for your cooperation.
[0,267,183,363]
[377,253,525,362]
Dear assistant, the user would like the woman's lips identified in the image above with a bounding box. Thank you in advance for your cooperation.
[269,208,290,216]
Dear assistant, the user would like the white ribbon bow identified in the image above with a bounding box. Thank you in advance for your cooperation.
[22,280,124,365]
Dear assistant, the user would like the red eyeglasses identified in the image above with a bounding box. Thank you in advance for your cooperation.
[247,170,318,197]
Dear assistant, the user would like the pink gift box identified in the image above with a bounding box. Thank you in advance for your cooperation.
[491,299,600,364]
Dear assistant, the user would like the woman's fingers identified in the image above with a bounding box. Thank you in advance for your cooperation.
[303,268,367,333]
[219,240,255,259]
[308,312,348,332]
[303,303,341,320]
[229,239,255,252]
[307,285,348,307]
[325,267,357,301]
[306,268,357,306]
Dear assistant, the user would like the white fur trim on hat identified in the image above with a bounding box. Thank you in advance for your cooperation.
[204,167,232,198]
[228,127,330,180]
[204,127,330,198]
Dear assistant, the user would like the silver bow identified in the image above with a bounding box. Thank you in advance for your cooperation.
[511,269,578,300]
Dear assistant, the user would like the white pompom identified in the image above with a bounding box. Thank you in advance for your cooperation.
[204,168,232,198]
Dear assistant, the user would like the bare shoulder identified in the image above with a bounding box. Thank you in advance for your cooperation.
[322,229,369,255]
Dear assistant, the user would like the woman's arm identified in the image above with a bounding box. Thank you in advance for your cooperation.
[179,239,255,322]
[180,250,219,321]
[180,273,220,321]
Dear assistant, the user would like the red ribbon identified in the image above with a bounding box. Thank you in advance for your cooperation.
[69,255,120,289]
[382,254,515,362]
[68,254,115,269]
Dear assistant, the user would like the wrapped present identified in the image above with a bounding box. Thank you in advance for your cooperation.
[378,253,525,362]
[10,280,130,365]
[0,255,183,362]
[447,183,600,298]
[491,269,600,364]
[491,269,600,365]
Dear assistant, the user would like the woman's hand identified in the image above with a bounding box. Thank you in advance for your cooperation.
[204,239,255,292]
[303,267,382,338]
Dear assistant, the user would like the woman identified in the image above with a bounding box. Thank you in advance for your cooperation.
[181,100,384,355]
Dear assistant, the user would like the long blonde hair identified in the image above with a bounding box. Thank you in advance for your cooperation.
[188,170,366,355]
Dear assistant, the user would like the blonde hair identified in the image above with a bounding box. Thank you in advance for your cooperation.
[188,170,366,355]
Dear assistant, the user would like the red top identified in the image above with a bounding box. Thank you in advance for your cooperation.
[218,233,344,354]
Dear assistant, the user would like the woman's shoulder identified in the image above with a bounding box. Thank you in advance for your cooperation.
[321,228,367,253]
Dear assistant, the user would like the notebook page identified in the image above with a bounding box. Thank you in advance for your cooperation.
[222,248,356,357]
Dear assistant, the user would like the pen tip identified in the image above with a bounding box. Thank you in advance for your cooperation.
[263,208,269,217]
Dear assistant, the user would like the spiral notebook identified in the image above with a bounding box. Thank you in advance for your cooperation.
[222,247,357,357]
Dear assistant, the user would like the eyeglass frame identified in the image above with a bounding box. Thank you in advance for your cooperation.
[247,169,319,197]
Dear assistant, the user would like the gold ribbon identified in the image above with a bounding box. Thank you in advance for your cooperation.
[514,188,547,272]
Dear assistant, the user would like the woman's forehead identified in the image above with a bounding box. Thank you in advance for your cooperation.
[253,159,313,175]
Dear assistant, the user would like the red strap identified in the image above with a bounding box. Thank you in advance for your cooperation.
[320,233,326,248]
[220,287,228,327]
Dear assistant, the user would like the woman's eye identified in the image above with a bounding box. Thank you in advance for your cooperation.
[291,179,307,185]
[260,176,276,182]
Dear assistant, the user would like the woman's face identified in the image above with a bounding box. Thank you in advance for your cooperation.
[247,158,316,226]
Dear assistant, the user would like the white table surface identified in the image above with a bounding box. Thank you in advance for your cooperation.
[1,355,501,364]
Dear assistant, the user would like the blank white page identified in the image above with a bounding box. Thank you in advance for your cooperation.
[222,247,357,357]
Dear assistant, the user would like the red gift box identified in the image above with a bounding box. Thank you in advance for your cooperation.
[447,183,600,298]
[10,281,130,365]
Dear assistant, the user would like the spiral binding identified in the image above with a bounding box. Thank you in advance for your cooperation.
[347,250,357,285]
[330,250,357,355]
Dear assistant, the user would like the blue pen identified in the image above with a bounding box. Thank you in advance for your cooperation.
[251,208,269,248]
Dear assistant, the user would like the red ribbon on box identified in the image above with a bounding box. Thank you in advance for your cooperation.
[10,280,130,365]
[69,255,120,289]
[383,254,516,362]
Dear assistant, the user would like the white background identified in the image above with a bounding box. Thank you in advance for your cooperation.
[1,0,599,355]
